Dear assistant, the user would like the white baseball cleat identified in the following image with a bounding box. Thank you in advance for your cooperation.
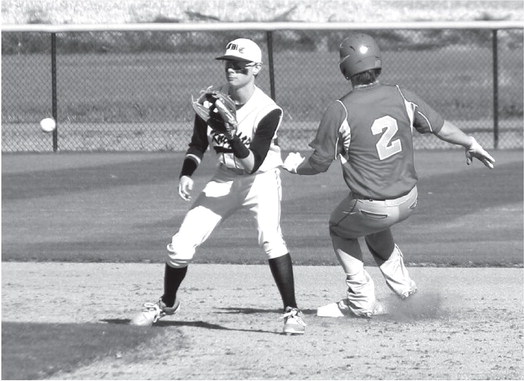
[282,307,306,335]
[372,301,388,316]
[399,283,418,300]
[130,299,180,326]
[317,299,387,317]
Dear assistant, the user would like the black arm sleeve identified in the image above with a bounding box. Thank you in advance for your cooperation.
[249,108,282,172]
[186,115,209,158]
[179,115,209,177]
[179,157,198,178]
[230,136,250,159]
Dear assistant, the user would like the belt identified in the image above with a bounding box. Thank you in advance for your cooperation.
[351,188,414,202]
[219,163,248,175]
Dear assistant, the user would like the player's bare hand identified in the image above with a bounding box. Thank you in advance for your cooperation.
[178,175,194,201]
[466,137,495,169]
[282,152,305,173]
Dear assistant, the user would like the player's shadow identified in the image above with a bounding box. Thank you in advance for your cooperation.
[216,307,317,315]
[101,318,276,334]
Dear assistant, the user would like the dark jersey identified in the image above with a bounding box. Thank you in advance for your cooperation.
[309,83,444,199]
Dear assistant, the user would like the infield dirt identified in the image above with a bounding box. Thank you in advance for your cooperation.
[2,262,522,379]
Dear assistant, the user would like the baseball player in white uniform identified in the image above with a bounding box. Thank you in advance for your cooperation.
[283,33,495,318]
[131,38,306,335]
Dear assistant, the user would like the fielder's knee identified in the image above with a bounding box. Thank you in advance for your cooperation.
[166,235,195,268]
[261,238,289,260]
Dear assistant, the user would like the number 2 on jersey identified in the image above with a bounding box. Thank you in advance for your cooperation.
[371,116,402,160]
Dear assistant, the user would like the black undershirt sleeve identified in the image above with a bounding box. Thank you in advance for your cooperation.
[179,115,209,178]
[247,108,282,173]
[179,158,198,178]
[230,136,250,158]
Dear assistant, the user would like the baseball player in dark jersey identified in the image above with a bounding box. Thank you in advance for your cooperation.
[131,38,306,334]
[283,33,495,318]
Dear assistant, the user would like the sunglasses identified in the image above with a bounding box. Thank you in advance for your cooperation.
[224,61,257,71]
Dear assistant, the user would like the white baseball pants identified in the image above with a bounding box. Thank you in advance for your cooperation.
[167,166,288,268]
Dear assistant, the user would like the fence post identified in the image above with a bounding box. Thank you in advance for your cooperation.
[492,29,499,149]
[51,32,58,152]
[266,31,276,101]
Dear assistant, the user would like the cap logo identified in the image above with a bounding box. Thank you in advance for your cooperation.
[359,46,369,54]
[226,43,244,54]
[217,38,262,63]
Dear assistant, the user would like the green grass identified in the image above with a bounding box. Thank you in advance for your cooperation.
[2,150,522,266]
[1,322,169,380]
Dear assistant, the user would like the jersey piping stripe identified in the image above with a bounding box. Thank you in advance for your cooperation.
[396,86,415,134]
[396,85,435,133]
[336,100,350,161]
[414,108,435,133]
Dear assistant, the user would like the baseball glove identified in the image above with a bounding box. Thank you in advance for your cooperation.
[192,89,238,139]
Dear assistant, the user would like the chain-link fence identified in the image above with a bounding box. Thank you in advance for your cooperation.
[2,24,523,152]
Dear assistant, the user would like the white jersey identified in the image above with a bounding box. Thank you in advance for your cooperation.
[208,85,283,174]
[168,84,289,267]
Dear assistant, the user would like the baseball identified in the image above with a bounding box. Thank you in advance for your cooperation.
[40,118,56,133]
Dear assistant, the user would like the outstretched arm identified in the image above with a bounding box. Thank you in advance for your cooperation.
[434,120,495,169]
[283,101,344,175]
[282,152,328,175]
